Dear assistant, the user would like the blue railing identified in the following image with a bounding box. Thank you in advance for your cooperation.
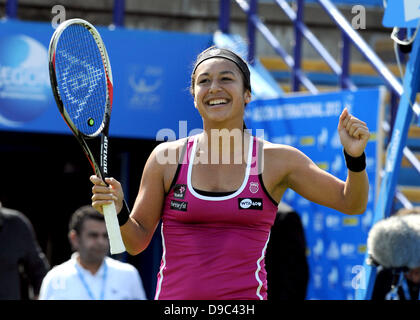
[227,0,319,93]
[5,0,17,18]
[113,0,125,27]
[221,0,383,91]
[221,0,360,92]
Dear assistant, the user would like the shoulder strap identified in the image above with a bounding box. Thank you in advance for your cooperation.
[166,138,189,194]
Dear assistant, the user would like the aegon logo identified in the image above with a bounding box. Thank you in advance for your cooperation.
[238,198,263,210]
[0,35,51,125]
[0,66,48,89]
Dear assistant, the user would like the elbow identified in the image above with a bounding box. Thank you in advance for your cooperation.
[125,242,149,256]
[124,236,153,256]
[121,219,155,256]
[352,193,369,215]
[341,184,369,215]
[126,247,142,256]
[343,202,367,215]
[349,206,366,215]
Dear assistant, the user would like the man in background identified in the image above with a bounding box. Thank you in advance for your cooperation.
[39,205,147,300]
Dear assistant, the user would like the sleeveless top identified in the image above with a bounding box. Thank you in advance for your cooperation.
[155,135,278,300]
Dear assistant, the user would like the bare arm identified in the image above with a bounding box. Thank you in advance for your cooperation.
[281,108,370,215]
[285,149,368,215]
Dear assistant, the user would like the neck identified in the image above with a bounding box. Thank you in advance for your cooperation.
[77,254,102,275]
[202,116,244,132]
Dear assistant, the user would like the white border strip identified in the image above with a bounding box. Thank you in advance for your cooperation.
[154,223,166,300]
[255,231,271,300]
[187,135,254,201]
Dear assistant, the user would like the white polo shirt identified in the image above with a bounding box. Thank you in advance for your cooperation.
[39,253,147,300]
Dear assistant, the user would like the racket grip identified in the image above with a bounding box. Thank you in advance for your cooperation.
[103,202,126,254]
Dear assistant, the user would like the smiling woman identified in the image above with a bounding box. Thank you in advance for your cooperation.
[90,46,371,300]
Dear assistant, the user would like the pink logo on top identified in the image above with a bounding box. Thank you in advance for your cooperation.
[249,182,259,194]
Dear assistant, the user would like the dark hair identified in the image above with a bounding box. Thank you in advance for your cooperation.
[190,46,252,97]
[69,205,104,234]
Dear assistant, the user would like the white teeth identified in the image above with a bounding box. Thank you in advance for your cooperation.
[208,99,228,106]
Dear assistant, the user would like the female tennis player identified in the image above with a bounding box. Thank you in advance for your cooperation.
[90,47,370,300]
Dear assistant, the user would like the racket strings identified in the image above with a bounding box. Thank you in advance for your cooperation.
[55,24,108,136]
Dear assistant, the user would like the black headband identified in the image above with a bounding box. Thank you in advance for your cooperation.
[193,47,251,91]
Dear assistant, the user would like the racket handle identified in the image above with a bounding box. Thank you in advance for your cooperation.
[103,202,126,254]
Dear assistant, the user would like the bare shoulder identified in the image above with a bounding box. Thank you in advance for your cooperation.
[154,137,188,152]
[259,138,306,163]
[151,137,189,192]
[258,138,315,180]
[257,138,317,196]
[151,137,189,167]
[255,138,308,198]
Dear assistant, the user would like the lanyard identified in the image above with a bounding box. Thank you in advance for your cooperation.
[401,276,420,300]
[75,261,108,300]
[385,272,404,300]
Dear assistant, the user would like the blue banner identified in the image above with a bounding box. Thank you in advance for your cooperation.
[382,0,420,28]
[245,88,382,300]
[0,19,212,139]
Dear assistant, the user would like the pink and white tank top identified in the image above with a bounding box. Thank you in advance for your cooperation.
[155,135,278,300]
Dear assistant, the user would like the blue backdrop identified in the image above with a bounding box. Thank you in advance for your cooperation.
[0,19,212,139]
[245,87,382,300]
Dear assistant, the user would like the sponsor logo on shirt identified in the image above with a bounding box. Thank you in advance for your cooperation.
[249,182,259,194]
[238,198,263,210]
[173,184,187,199]
[170,200,188,212]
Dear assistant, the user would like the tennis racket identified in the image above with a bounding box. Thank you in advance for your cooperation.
[48,18,125,254]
